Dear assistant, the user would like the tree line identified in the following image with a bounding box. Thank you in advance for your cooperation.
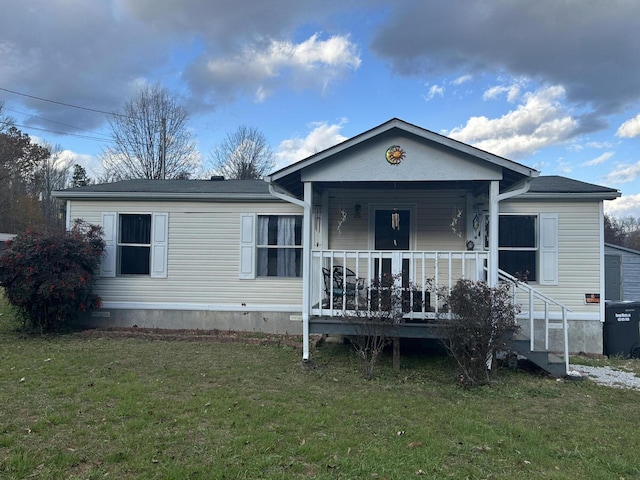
[605,214,640,251]
[0,107,91,232]
[0,84,274,233]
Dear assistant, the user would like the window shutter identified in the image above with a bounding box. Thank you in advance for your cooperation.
[239,214,256,279]
[151,213,169,278]
[100,212,117,278]
[539,213,558,285]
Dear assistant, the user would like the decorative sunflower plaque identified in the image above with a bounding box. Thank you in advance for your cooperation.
[385,145,405,165]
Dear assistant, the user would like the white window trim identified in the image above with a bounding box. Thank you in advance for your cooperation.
[100,212,168,279]
[239,213,303,279]
[497,213,558,285]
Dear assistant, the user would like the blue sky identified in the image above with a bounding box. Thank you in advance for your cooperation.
[1,1,640,217]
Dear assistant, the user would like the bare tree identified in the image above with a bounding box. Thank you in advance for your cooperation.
[209,125,274,179]
[100,85,198,181]
[32,143,71,231]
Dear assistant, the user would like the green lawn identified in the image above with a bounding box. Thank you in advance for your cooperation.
[1,297,640,479]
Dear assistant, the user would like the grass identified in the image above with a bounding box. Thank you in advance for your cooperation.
[1,297,640,479]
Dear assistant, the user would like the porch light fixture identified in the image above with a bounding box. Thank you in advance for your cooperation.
[354,204,362,218]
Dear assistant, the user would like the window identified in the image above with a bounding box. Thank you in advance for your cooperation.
[100,212,168,278]
[118,214,151,275]
[499,215,537,281]
[256,215,302,277]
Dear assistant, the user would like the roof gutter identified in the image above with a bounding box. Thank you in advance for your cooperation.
[488,177,533,287]
[51,191,276,202]
[268,183,312,362]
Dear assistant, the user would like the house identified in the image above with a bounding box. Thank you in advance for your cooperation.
[604,243,640,301]
[53,119,620,370]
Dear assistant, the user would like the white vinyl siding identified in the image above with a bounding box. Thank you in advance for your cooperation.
[69,200,303,307]
[327,189,467,252]
[501,200,601,313]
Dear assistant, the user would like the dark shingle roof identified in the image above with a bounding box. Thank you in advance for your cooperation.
[53,175,620,201]
[52,179,273,200]
[528,175,619,197]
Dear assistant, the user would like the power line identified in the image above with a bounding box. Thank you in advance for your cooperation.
[0,86,128,118]
[3,106,112,139]
[12,123,113,143]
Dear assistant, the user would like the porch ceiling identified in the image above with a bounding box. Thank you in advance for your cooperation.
[274,177,522,200]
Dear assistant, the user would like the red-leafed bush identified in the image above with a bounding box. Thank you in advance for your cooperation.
[0,221,105,332]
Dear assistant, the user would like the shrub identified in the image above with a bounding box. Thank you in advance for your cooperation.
[342,274,418,380]
[0,221,105,332]
[439,279,520,387]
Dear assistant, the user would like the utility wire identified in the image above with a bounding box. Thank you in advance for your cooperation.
[13,123,113,143]
[4,106,112,139]
[0,86,128,118]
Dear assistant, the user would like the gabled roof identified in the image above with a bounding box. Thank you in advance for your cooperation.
[52,179,275,201]
[267,118,539,195]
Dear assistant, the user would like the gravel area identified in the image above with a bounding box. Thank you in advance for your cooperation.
[570,364,640,391]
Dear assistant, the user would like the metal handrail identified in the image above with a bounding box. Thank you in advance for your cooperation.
[498,269,570,373]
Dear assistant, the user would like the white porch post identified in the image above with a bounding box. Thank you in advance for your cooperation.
[488,178,533,287]
[488,180,500,287]
[302,181,313,361]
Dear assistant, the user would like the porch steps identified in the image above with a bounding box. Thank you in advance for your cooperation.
[509,337,567,377]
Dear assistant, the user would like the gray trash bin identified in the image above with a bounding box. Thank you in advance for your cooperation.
[604,301,640,358]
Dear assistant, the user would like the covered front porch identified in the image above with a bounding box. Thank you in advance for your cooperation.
[265,119,570,374]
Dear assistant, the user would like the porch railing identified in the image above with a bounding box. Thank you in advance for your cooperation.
[498,269,571,373]
[311,249,488,317]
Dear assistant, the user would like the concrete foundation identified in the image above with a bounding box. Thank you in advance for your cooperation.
[78,308,303,336]
[77,309,604,355]
[517,318,603,354]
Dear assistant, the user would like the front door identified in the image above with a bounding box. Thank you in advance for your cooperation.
[373,208,411,286]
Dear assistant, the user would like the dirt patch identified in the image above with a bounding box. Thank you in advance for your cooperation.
[73,326,304,349]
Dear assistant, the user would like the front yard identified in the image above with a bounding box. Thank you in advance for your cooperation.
[1,296,640,479]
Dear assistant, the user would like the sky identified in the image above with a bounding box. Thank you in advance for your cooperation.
[1,0,640,217]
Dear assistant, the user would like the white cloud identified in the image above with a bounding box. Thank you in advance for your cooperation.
[582,151,614,167]
[616,114,640,138]
[605,194,640,218]
[555,160,572,174]
[199,34,361,102]
[482,82,523,103]
[275,120,348,169]
[423,84,445,101]
[452,74,472,85]
[586,141,614,149]
[447,85,577,159]
[603,162,640,185]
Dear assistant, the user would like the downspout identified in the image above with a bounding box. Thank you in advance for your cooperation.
[488,177,533,287]
[268,183,312,361]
